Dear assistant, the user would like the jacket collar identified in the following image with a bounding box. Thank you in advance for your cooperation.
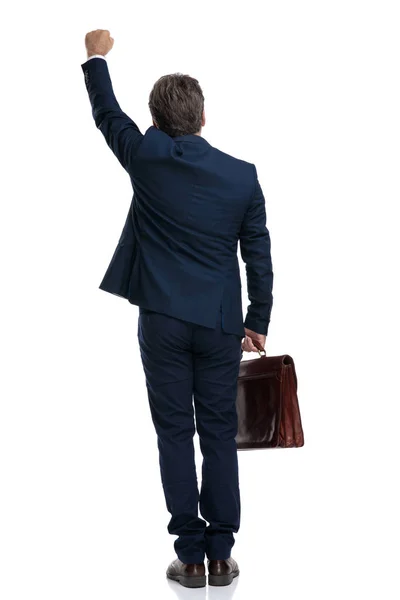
[172,133,209,145]
[147,126,209,146]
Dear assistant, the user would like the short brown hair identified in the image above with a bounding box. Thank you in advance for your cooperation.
[148,73,204,137]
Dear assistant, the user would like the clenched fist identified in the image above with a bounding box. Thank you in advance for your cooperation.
[242,327,266,354]
[85,29,114,58]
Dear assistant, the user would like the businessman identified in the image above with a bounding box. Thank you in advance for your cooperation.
[82,29,273,588]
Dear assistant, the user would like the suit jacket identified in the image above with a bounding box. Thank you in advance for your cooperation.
[81,57,273,338]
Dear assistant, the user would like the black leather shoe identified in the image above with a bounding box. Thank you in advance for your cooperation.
[166,558,206,588]
[207,557,240,586]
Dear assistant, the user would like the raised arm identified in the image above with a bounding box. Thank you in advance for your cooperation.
[239,166,274,342]
[81,30,143,172]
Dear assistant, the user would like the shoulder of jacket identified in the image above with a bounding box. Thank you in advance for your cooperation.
[212,147,255,170]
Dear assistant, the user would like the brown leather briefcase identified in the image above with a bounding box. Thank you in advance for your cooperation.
[235,342,304,449]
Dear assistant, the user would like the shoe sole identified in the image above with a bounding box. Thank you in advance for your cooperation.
[208,570,240,586]
[167,573,207,588]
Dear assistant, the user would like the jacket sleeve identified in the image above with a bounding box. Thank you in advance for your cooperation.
[81,57,143,172]
[239,165,274,335]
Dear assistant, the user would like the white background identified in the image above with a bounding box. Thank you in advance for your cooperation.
[1,1,399,598]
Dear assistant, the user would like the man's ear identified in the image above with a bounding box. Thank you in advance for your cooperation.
[201,109,206,127]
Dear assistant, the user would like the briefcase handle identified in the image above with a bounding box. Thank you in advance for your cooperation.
[252,339,266,357]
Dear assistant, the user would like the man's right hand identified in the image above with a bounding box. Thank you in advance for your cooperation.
[241,327,266,353]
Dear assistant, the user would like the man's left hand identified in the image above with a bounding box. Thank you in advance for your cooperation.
[85,29,114,58]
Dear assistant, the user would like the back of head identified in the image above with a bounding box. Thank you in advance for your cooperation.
[148,73,204,137]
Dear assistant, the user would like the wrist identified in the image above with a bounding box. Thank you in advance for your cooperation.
[87,52,106,59]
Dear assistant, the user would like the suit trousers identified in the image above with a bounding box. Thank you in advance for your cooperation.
[137,305,243,564]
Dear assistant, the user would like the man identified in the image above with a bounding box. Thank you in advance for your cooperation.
[82,29,273,588]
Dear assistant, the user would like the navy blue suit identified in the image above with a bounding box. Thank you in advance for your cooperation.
[82,56,274,562]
